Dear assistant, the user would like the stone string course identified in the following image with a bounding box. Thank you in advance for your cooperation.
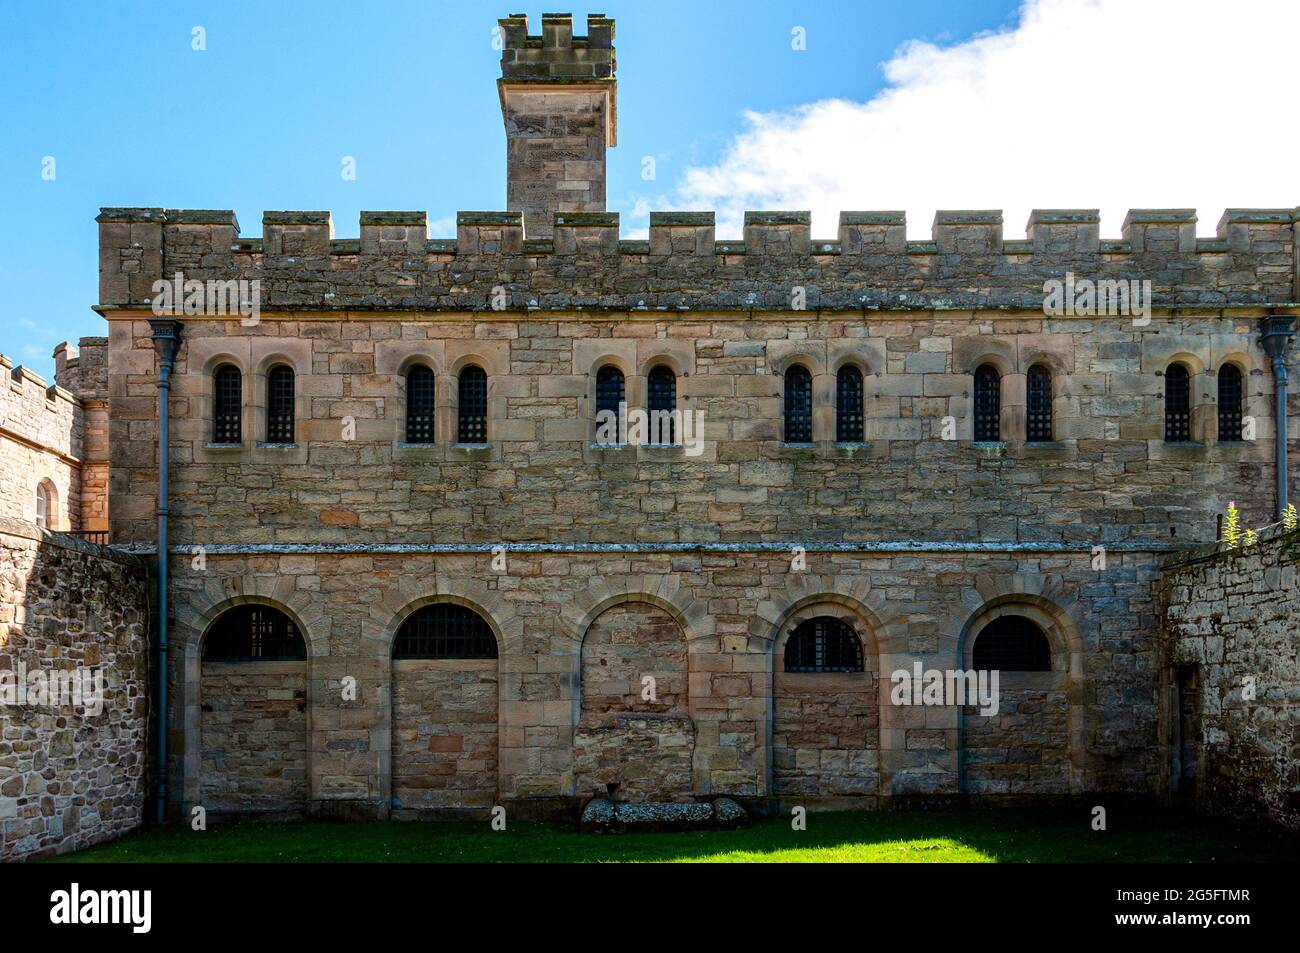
[0,518,148,860]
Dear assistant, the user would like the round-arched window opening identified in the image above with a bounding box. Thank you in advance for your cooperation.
[971,615,1051,672]
[783,616,864,673]
[203,605,307,662]
[35,481,52,530]
[393,603,498,660]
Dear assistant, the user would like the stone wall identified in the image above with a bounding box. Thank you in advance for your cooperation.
[199,661,308,816]
[1162,531,1300,831]
[391,660,498,814]
[0,354,82,532]
[0,518,148,860]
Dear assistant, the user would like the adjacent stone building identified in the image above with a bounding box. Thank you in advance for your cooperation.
[83,13,1299,823]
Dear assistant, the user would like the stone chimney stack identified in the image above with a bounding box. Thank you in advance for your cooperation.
[498,13,617,238]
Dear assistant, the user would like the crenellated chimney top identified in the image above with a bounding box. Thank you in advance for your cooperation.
[498,13,617,238]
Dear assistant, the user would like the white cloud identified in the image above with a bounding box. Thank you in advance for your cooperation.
[669,0,1299,239]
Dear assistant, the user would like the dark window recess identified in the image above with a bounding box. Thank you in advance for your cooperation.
[1165,363,1191,442]
[784,365,813,442]
[647,365,676,444]
[1026,364,1052,442]
[406,365,435,443]
[972,616,1050,672]
[393,603,498,660]
[214,364,242,443]
[458,366,488,443]
[203,605,306,661]
[784,617,864,673]
[1217,364,1243,443]
[266,365,295,443]
[973,364,1000,441]
[836,365,864,442]
[595,365,624,418]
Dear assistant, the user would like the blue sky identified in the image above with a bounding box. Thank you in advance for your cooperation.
[0,0,1020,379]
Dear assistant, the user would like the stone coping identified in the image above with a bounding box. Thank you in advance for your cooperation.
[0,516,140,566]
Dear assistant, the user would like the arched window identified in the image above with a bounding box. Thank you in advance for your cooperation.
[1164,363,1191,442]
[836,365,864,443]
[784,365,813,443]
[35,482,50,530]
[783,616,864,673]
[971,615,1050,672]
[458,365,487,443]
[203,605,307,662]
[1217,364,1243,443]
[1026,363,1052,443]
[973,364,1000,441]
[595,365,624,418]
[214,364,242,443]
[646,365,676,445]
[406,364,435,444]
[393,603,498,660]
[266,364,295,443]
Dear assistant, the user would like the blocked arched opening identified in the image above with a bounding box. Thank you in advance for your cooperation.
[958,600,1078,797]
[771,604,880,799]
[574,600,693,802]
[199,603,309,816]
[389,601,500,815]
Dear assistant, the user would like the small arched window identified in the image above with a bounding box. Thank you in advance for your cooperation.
[393,603,498,660]
[595,365,624,418]
[406,364,435,444]
[1165,363,1191,442]
[1217,364,1243,443]
[214,364,242,443]
[972,615,1051,672]
[784,365,813,443]
[266,364,295,443]
[784,616,864,673]
[646,365,676,445]
[973,364,1000,442]
[836,365,864,443]
[458,365,488,443]
[35,482,50,530]
[1026,364,1052,443]
[203,605,307,662]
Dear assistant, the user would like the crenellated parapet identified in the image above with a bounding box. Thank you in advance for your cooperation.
[96,206,1300,313]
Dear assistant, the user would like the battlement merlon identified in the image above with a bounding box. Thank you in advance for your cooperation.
[95,206,1300,313]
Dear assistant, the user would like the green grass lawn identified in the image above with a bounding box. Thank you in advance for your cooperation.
[44,808,1297,863]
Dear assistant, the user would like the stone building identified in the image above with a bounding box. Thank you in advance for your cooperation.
[85,13,1298,821]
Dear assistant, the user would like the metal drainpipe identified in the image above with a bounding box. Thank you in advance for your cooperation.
[1260,314,1296,520]
[149,320,183,824]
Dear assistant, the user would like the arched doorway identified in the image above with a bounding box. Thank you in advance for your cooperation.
[200,604,309,815]
[574,601,693,802]
[390,602,499,815]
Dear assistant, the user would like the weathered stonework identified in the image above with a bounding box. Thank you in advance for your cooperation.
[1162,531,1300,831]
[0,518,148,860]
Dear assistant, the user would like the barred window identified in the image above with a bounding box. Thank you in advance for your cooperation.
[393,603,498,660]
[647,365,676,445]
[836,365,864,443]
[784,617,864,673]
[406,364,435,444]
[1217,364,1243,443]
[596,365,624,418]
[214,364,242,443]
[1026,363,1052,443]
[1165,363,1191,442]
[972,616,1050,672]
[458,365,487,443]
[974,364,1000,442]
[204,605,306,661]
[784,364,813,443]
[266,364,295,443]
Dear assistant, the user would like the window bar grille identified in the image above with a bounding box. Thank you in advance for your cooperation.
[836,366,864,442]
[406,365,435,443]
[458,367,488,443]
[784,366,813,443]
